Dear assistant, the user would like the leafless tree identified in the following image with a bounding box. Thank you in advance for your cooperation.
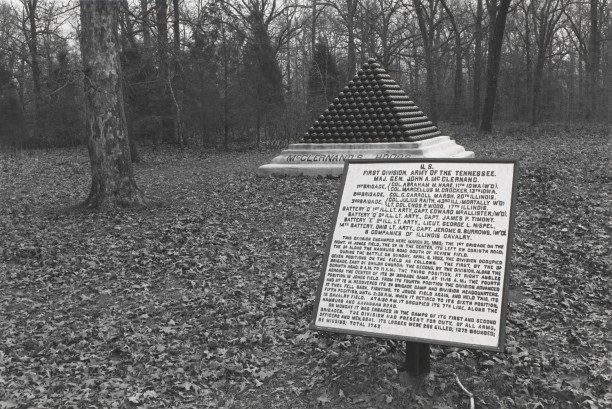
[79,0,146,208]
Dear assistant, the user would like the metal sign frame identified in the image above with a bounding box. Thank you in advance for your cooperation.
[310,158,519,352]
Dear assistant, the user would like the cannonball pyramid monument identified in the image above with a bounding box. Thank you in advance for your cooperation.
[258,58,473,176]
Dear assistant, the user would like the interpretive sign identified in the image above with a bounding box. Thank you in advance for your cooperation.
[311,159,518,351]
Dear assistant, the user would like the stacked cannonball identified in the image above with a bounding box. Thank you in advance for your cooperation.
[302,58,441,143]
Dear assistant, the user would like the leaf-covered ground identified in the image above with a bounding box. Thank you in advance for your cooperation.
[1,124,611,408]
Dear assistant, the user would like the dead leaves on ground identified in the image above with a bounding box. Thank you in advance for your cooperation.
[1,126,612,408]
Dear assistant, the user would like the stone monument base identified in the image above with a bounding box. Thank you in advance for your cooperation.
[257,136,474,177]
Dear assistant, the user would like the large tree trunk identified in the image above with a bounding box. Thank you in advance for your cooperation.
[480,0,511,133]
[79,0,145,209]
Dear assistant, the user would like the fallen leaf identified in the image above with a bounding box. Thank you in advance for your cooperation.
[317,393,331,405]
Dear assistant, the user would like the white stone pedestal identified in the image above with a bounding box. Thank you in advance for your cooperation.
[257,136,474,177]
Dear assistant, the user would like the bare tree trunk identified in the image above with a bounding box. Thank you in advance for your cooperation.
[141,0,151,52]
[118,4,129,49]
[155,0,169,78]
[118,0,139,161]
[413,0,437,125]
[523,0,532,119]
[79,0,146,209]
[578,54,585,115]
[346,0,357,79]
[440,0,463,123]
[472,0,483,125]
[222,21,229,150]
[123,89,140,163]
[531,51,546,125]
[586,0,600,119]
[224,70,229,150]
[286,36,291,93]
[172,0,180,51]
[168,78,182,146]
[23,0,42,137]
[412,42,419,96]
[18,59,26,110]
[155,0,181,145]
[480,0,511,133]
[171,0,182,145]
[311,0,316,57]
[568,51,575,117]
[359,11,367,64]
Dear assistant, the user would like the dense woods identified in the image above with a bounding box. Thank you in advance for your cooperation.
[1,0,611,150]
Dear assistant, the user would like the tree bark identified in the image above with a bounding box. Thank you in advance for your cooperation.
[154,0,182,145]
[311,0,317,58]
[346,0,358,79]
[471,0,483,125]
[530,49,546,125]
[440,0,463,123]
[413,0,437,125]
[221,19,229,150]
[480,0,511,133]
[523,0,532,119]
[118,0,139,161]
[412,42,419,95]
[155,0,169,78]
[155,0,182,145]
[171,0,183,145]
[586,0,600,119]
[79,0,145,209]
[23,0,42,136]
[141,0,151,52]
[172,0,180,52]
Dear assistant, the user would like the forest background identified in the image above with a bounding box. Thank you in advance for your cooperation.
[0,0,610,154]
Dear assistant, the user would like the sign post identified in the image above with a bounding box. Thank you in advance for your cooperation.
[311,159,518,371]
[405,341,430,376]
